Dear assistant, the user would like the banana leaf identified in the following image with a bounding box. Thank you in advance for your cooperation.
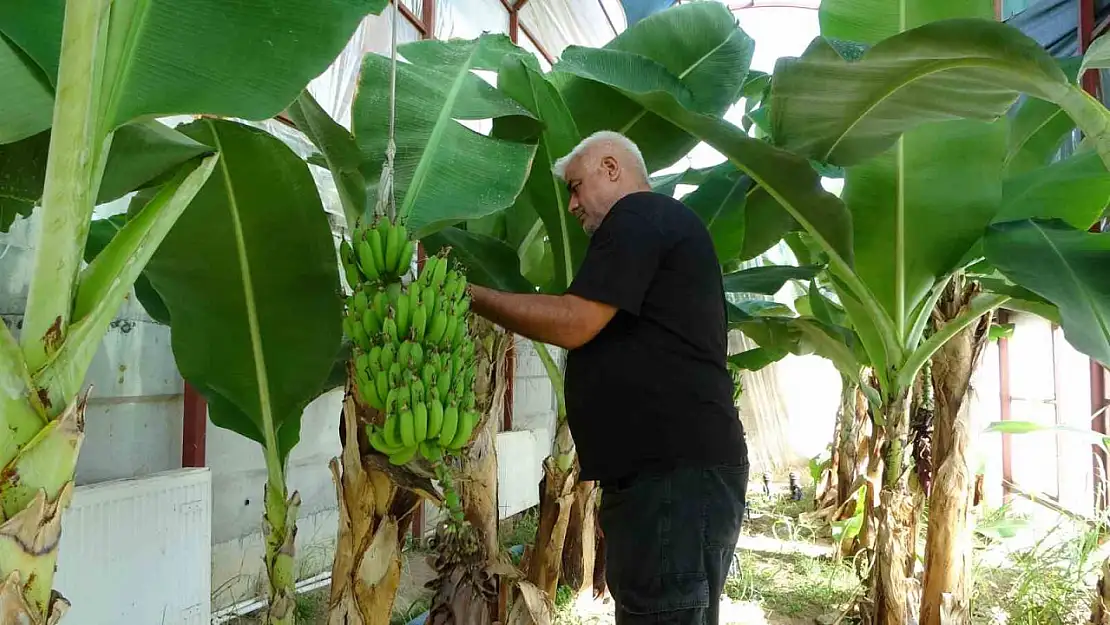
[984,218,1110,366]
[0,31,53,143]
[997,150,1110,229]
[0,121,212,233]
[495,57,588,291]
[0,0,384,134]
[1005,58,1082,176]
[354,35,539,237]
[551,1,754,172]
[286,91,368,227]
[141,119,343,460]
[722,265,823,295]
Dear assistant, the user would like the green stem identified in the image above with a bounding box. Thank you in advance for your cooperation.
[905,275,953,349]
[531,341,565,421]
[263,477,299,625]
[895,293,1009,390]
[20,0,111,372]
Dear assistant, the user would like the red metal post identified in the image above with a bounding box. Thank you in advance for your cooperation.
[503,343,515,432]
[998,322,1013,502]
[1081,0,1103,95]
[182,383,207,467]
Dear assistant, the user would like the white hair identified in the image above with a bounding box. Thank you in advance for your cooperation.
[552,130,649,182]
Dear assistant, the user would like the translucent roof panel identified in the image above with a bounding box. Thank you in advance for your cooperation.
[520,0,626,58]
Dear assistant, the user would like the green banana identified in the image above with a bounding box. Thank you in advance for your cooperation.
[380,343,396,371]
[439,403,459,447]
[452,317,467,346]
[428,398,445,438]
[413,401,428,443]
[353,291,369,316]
[389,444,418,466]
[375,371,389,405]
[373,291,389,320]
[427,308,448,345]
[454,295,471,317]
[463,389,476,411]
[443,271,458,301]
[419,255,437,287]
[365,381,386,411]
[340,239,361,290]
[412,303,428,342]
[362,309,379,337]
[436,366,451,400]
[396,292,411,338]
[383,316,398,344]
[398,341,413,369]
[384,221,402,275]
[419,441,441,462]
[463,365,476,389]
[431,255,448,290]
[448,410,477,450]
[382,413,402,448]
[422,286,437,319]
[358,238,380,282]
[388,362,402,388]
[342,316,354,341]
[422,364,437,394]
[450,352,463,383]
[368,428,392,454]
[351,322,369,349]
[367,346,383,375]
[397,239,415,279]
[386,282,402,307]
[452,275,468,302]
[368,225,386,275]
[399,408,416,447]
[444,315,459,348]
[411,379,426,405]
[410,343,424,369]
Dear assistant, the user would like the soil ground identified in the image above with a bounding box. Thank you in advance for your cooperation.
[225,480,1104,624]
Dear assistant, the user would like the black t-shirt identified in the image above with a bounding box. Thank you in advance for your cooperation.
[565,191,748,483]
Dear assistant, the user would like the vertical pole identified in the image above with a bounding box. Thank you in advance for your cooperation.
[998,317,1013,503]
[182,382,207,467]
[1082,0,1103,97]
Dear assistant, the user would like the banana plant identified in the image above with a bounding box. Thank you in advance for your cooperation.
[0,0,380,621]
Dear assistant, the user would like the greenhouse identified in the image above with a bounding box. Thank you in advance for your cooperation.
[1,0,1109,624]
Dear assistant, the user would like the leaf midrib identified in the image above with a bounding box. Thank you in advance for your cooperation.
[621,30,736,140]
[530,75,576,289]
[400,42,481,222]
[823,56,1027,161]
[210,121,283,479]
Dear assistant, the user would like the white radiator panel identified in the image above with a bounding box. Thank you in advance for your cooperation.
[54,468,212,625]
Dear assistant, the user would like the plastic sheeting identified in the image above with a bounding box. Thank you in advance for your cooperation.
[1004,0,1110,57]
[519,0,627,58]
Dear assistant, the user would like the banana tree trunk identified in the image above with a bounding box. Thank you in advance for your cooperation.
[920,282,991,625]
[527,420,578,598]
[427,320,509,625]
[865,390,922,625]
[560,479,598,594]
[0,391,85,625]
[328,391,423,625]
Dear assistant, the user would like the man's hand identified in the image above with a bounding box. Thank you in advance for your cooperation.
[469,284,617,350]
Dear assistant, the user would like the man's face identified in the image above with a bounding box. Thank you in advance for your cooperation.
[564,154,617,235]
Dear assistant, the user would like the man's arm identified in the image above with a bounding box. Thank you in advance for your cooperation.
[469,284,616,350]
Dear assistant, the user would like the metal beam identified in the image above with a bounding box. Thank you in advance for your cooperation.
[182,383,207,467]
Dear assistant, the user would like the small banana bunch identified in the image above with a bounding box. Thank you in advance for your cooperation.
[341,227,480,466]
[339,217,414,294]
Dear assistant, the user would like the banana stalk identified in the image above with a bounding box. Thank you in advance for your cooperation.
[263,478,301,625]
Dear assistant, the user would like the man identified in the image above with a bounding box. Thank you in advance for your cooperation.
[468,131,748,624]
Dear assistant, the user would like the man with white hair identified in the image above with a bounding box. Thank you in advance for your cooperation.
[468,131,748,624]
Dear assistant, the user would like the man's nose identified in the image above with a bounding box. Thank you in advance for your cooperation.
[568,196,578,212]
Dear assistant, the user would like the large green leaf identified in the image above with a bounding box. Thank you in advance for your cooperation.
[551,1,754,171]
[0,0,383,131]
[678,165,798,265]
[142,119,343,460]
[770,19,1071,167]
[997,150,1110,229]
[0,31,53,143]
[728,347,787,371]
[1004,58,1082,176]
[0,121,211,232]
[287,90,367,226]
[354,35,538,237]
[820,0,992,45]
[422,227,536,294]
[842,119,1006,334]
[984,219,1110,366]
[496,57,588,291]
[722,265,822,295]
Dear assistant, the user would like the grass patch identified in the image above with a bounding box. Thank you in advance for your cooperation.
[390,596,431,625]
[725,550,860,619]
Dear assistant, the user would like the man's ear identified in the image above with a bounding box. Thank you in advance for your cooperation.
[601,155,620,180]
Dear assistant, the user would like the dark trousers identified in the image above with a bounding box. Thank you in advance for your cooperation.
[599,464,748,624]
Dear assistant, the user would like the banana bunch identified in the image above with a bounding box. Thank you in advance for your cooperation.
[339,217,415,292]
[343,241,481,465]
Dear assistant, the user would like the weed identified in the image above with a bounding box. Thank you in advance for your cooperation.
[500,508,540,550]
[725,550,860,618]
[390,597,431,625]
